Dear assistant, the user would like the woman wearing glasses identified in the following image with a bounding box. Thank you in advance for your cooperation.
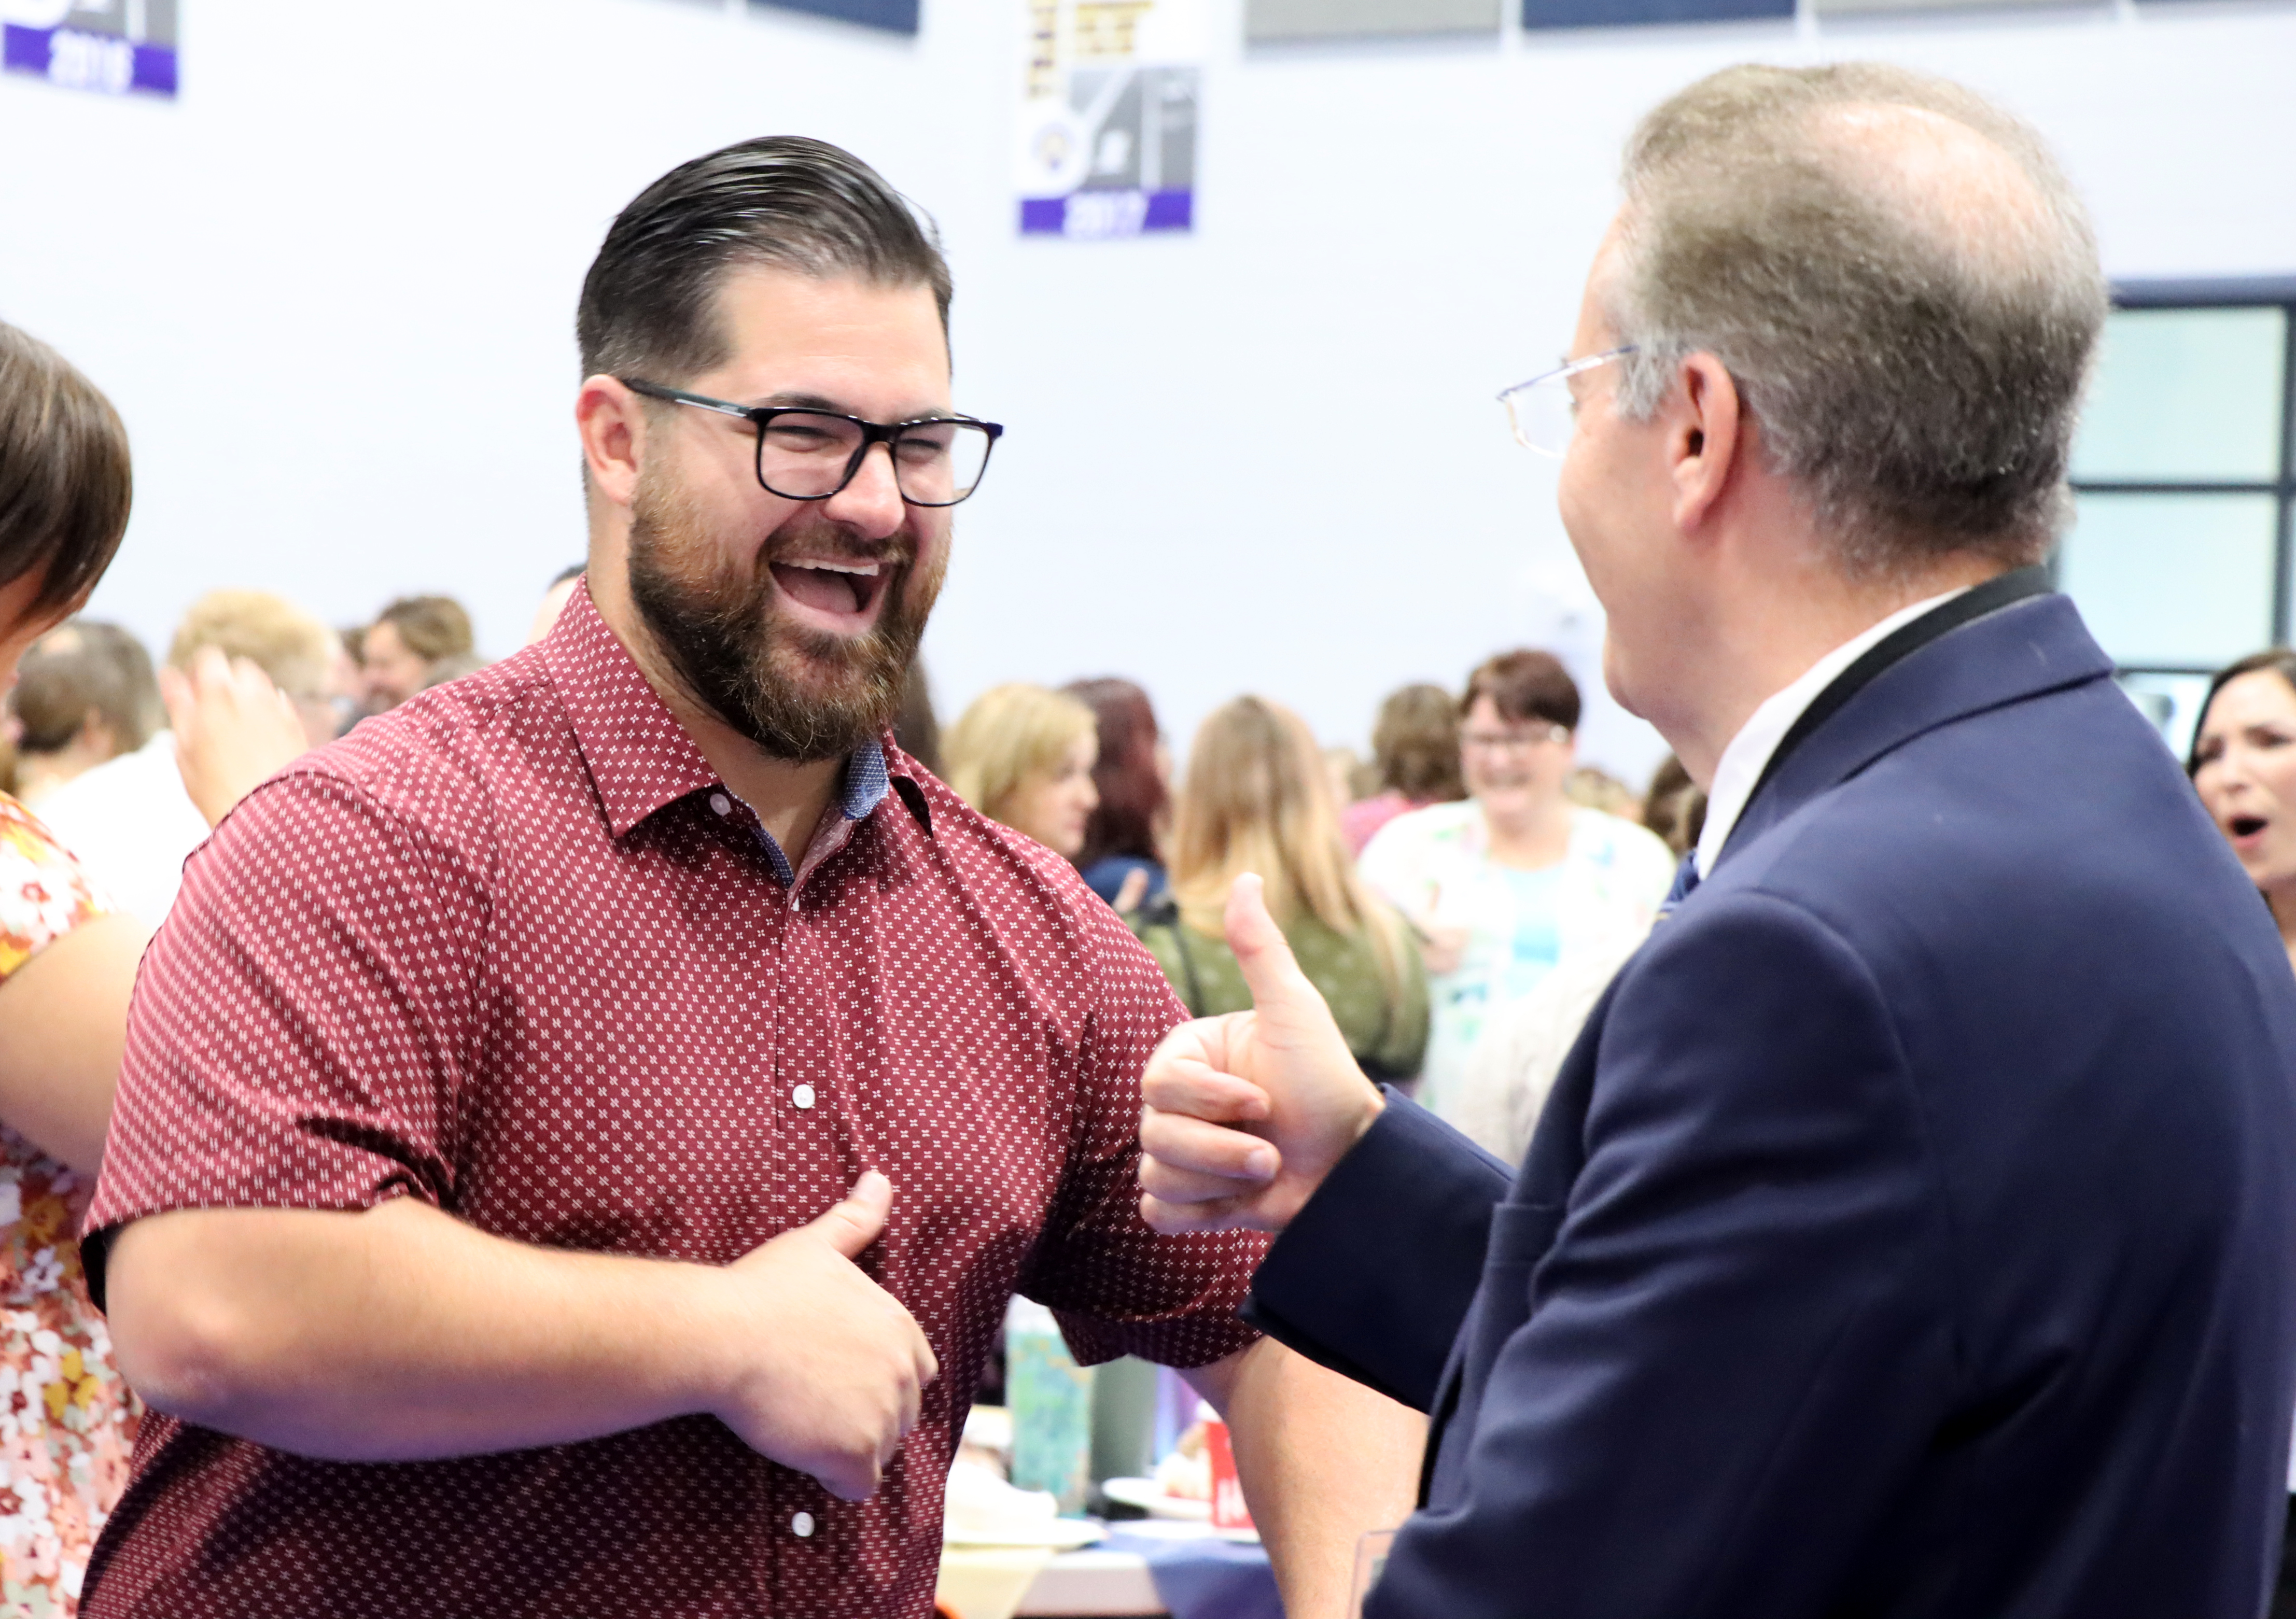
[1358,650,1674,1121]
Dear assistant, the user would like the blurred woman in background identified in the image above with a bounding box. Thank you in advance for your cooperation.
[944,682,1100,862]
[2187,647,2296,1618]
[2191,648,2296,977]
[1453,757,1708,1162]
[1340,682,1464,857]
[1132,696,1427,1082]
[1360,650,1672,1120]
[1062,677,1168,912]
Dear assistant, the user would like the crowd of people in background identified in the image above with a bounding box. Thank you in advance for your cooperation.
[0,501,1722,1200]
[34,537,2296,1186]
[5,100,2296,1607]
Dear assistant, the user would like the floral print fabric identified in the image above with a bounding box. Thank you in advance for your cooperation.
[0,793,139,1616]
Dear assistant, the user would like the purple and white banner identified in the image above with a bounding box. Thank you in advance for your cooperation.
[2,1,177,99]
[1016,0,1200,241]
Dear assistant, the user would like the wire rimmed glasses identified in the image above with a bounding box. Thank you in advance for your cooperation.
[621,378,1005,508]
[1497,345,1638,457]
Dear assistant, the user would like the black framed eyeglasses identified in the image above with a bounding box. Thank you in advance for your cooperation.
[621,378,1004,508]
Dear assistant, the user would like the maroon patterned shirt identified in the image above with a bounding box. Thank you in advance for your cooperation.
[80,588,1265,1618]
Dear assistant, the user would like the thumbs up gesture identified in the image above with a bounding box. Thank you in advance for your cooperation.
[1138,875,1386,1234]
[712,1171,940,1500]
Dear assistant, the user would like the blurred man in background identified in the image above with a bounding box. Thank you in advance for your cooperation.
[7,621,160,811]
[357,592,473,711]
[41,589,335,927]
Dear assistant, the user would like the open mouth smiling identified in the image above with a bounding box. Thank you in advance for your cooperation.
[2230,813,2270,841]
[768,556,893,627]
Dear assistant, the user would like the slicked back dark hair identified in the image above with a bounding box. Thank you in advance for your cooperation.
[577,136,952,386]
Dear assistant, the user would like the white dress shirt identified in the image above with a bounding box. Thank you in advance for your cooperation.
[33,731,212,931]
[1694,587,1971,880]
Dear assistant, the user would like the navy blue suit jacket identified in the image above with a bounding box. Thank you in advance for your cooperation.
[1249,585,2296,1617]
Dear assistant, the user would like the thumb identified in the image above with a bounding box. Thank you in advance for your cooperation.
[1225,873,1320,1016]
[808,1170,892,1260]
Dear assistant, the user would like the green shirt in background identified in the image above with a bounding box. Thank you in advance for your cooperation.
[1128,903,1430,1081]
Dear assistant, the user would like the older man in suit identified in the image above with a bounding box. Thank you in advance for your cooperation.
[1135,62,2296,1619]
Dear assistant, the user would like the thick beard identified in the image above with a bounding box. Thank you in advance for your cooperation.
[625,466,944,764]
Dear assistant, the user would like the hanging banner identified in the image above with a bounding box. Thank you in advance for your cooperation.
[1016,0,1202,241]
[1,0,176,98]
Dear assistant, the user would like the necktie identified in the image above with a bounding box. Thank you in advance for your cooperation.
[1657,851,1701,918]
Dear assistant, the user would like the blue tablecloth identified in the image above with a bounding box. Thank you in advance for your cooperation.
[1100,1528,1281,1619]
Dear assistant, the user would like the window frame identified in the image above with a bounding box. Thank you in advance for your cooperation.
[2067,275,2296,675]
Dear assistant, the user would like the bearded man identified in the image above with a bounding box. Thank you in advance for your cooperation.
[80,138,1420,1619]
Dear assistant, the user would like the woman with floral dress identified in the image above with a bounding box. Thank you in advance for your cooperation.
[0,320,146,1617]
[0,800,142,1617]
[0,318,312,1618]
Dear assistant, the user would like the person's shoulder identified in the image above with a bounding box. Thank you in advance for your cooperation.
[31,733,208,902]
[34,731,178,823]
[1714,675,2256,985]
[1570,807,1676,875]
[888,755,1109,921]
[304,646,560,806]
[231,646,565,869]
[1362,797,1475,857]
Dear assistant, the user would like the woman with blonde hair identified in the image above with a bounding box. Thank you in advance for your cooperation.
[942,682,1101,861]
[1132,696,1427,1080]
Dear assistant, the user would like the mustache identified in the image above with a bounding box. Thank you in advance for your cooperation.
[759,521,916,574]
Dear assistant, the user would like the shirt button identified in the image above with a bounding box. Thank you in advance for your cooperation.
[792,1083,816,1110]
[791,1511,815,1538]
[709,793,732,816]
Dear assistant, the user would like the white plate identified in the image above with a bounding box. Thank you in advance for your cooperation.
[1101,1476,1211,1521]
[944,1516,1106,1550]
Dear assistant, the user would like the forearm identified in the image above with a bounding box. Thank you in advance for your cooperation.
[0,912,146,1171]
[106,1198,731,1461]
[1188,1337,1426,1619]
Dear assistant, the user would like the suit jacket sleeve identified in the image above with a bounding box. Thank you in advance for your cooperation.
[1244,1089,1514,1410]
[1369,891,1952,1619]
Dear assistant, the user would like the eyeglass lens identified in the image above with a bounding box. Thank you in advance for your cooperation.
[757,413,995,506]
[1505,374,1580,458]
[1461,725,1569,751]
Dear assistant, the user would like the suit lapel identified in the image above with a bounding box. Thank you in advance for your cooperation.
[1724,588,2111,866]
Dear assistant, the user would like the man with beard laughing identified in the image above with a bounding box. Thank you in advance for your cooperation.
[74,138,1425,1619]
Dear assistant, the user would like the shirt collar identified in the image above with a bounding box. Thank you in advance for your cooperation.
[1693,585,1970,879]
[542,581,891,839]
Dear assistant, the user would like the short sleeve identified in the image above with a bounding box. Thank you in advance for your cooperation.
[82,768,489,1301]
[1018,894,1268,1369]
[0,793,110,982]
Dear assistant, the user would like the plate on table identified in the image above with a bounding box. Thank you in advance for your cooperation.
[1101,1476,1211,1521]
[942,1516,1106,1550]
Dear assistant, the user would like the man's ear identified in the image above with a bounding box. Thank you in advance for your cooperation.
[1668,353,1744,536]
[575,376,648,513]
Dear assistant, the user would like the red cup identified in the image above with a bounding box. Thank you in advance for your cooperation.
[1203,1415,1254,1530]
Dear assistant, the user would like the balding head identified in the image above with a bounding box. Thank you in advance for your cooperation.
[1604,63,2107,576]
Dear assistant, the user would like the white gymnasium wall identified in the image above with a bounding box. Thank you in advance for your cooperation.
[3,0,2293,784]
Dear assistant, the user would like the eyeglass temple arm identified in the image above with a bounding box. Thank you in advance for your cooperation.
[619,379,755,421]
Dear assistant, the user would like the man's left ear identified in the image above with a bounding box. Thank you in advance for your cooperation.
[1670,353,1743,534]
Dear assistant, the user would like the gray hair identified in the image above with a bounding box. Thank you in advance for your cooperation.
[1606,63,2108,576]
